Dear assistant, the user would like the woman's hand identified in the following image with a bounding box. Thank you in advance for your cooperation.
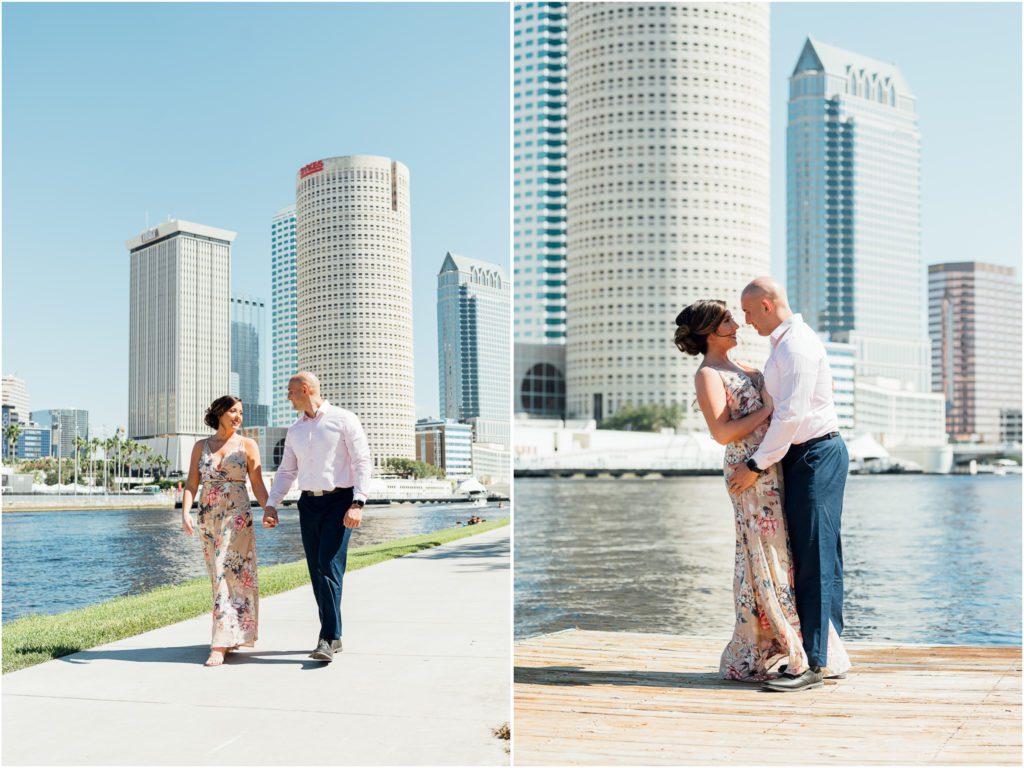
[182,510,195,536]
[760,385,774,416]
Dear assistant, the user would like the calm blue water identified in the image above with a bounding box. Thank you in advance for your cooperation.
[515,475,1022,646]
[2,502,503,622]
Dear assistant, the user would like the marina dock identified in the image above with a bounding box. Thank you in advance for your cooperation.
[515,629,1021,765]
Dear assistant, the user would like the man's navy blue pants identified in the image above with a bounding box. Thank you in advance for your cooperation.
[780,436,849,667]
[297,489,354,642]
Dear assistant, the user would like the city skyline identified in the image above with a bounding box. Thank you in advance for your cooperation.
[1,2,509,435]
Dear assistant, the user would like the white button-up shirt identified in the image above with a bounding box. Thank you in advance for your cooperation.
[267,401,372,506]
[750,314,839,470]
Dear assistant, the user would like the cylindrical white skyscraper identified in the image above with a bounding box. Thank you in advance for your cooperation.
[295,155,414,467]
[565,3,771,422]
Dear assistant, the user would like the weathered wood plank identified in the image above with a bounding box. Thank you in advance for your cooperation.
[514,630,1022,765]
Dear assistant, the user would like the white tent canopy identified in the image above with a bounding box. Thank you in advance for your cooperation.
[456,478,487,494]
[846,433,889,461]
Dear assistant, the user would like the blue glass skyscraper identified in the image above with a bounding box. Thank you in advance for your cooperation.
[788,38,930,391]
[513,2,568,418]
[270,205,297,426]
[437,252,510,449]
[230,295,268,427]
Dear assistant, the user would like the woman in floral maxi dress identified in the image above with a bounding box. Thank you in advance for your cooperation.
[675,300,850,682]
[181,396,272,667]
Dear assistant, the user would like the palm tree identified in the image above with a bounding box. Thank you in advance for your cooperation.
[4,423,23,465]
[88,437,101,489]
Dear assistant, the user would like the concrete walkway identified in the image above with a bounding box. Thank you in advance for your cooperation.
[3,526,510,766]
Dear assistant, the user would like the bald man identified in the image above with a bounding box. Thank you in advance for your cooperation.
[731,277,849,692]
[264,372,372,662]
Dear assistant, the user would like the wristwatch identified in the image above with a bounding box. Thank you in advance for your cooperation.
[745,458,764,474]
[351,500,365,509]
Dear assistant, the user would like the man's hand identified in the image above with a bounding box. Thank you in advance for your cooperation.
[727,462,759,496]
[343,504,363,529]
[262,505,279,529]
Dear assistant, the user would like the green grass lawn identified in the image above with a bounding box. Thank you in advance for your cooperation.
[2,518,508,674]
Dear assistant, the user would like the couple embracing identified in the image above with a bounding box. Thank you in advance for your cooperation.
[676,277,851,692]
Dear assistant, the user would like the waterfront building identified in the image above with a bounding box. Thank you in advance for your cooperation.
[788,38,931,392]
[514,2,569,419]
[8,422,51,461]
[270,205,298,427]
[29,408,88,458]
[564,2,771,422]
[239,426,289,471]
[928,262,1022,444]
[295,155,414,468]
[415,418,473,479]
[125,220,235,470]
[437,252,510,449]
[231,295,268,426]
[471,441,510,490]
[823,340,856,435]
[854,376,946,449]
[1,375,30,423]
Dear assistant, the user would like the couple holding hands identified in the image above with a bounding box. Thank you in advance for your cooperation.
[180,372,370,667]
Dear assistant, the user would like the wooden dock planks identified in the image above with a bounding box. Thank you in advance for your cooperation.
[514,630,1021,765]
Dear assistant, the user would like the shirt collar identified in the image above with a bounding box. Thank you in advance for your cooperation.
[300,400,331,422]
[770,313,802,348]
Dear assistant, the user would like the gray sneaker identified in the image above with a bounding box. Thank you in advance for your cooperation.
[761,667,824,692]
[309,638,342,661]
[310,638,334,662]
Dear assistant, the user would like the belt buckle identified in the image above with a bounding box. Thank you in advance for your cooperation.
[312,490,324,497]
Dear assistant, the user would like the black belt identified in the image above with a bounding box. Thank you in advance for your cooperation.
[301,486,353,498]
[794,431,840,449]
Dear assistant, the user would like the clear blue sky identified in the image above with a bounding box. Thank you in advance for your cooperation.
[2,2,509,436]
[770,2,1022,278]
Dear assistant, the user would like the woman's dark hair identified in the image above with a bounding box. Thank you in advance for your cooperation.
[204,395,242,430]
[674,300,729,356]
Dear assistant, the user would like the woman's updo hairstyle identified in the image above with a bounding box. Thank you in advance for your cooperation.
[204,395,242,430]
[674,300,729,356]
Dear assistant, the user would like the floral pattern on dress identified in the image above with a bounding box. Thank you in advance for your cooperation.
[715,367,850,681]
[197,439,259,648]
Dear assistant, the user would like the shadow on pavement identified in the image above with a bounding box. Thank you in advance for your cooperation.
[413,537,509,572]
[55,645,326,669]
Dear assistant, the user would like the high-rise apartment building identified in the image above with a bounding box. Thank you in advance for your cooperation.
[295,156,414,468]
[788,38,930,392]
[514,2,568,419]
[270,205,298,427]
[564,3,771,422]
[30,408,88,458]
[230,295,268,426]
[1,375,30,423]
[126,220,235,469]
[437,252,511,448]
[929,262,1022,443]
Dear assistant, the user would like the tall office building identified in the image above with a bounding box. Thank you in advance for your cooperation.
[295,155,414,468]
[230,295,268,427]
[1,375,30,422]
[929,262,1022,443]
[270,205,298,427]
[126,220,235,469]
[788,38,930,392]
[565,3,771,422]
[437,252,511,448]
[29,408,88,458]
[514,2,569,419]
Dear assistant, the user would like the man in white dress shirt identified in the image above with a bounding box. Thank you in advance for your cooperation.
[263,372,372,662]
[729,277,849,692]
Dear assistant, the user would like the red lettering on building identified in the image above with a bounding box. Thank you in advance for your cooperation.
[300,160,324,178]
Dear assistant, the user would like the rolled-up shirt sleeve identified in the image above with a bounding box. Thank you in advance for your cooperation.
[750,351,818,470]
[266,433,298,508]
[343,412,372,503]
